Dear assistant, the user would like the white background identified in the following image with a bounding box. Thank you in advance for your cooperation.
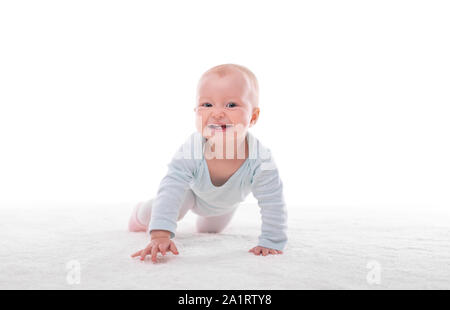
[1,0,449,208]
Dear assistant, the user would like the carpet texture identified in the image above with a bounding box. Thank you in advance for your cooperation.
[0,203,449,289]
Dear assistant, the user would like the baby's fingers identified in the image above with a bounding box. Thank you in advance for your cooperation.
[151,245,159,263]
[169,241,179,255]
[131,250,143,258]
[249,247,261,255]
[269,249,280,255]
[249,246,283,256]
[140,247,151,261]
[158,244,167,256]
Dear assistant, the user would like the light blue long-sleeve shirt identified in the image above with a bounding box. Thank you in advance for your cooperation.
[148,131,288,251]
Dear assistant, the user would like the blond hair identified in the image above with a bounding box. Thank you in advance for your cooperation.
[198,63,259,107]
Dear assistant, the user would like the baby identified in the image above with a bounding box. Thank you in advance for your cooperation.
[130,64,287,263]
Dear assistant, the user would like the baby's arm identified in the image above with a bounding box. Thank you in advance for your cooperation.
[250,152,288,255]
[132,139,198,262]
[147,148,196,238]
[148,133,201,234]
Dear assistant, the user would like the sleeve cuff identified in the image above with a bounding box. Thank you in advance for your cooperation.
[257,238,287,251]
[148,219,176,239]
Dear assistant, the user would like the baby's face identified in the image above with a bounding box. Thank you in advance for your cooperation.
[195,70,259,142]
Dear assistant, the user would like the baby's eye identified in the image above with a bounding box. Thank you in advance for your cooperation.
[226,102,237,108]
[201,103,212,107]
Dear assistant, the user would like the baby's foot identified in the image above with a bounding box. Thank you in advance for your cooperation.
[128,202,147,232]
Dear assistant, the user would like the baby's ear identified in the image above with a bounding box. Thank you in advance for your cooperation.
[250,107,260,126]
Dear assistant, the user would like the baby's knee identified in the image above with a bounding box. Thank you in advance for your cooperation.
[195,212,234,234]
[195,219,224,233]
[195,226,222,234]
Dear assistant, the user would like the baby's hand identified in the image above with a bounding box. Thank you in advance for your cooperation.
[131,237,179,263]
[248,246,283,256]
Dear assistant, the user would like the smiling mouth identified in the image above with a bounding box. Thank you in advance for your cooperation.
[207,124,233,130]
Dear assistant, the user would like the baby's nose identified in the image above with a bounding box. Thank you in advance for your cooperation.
[211,109,225,118]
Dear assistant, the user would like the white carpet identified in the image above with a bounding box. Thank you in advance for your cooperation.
[0,203,449,289]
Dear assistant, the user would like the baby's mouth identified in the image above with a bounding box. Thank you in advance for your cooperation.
[207,124,233,130]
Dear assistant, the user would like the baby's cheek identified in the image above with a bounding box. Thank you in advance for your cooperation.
[232,122,250,136]
[195,116,211,138]
[195,115,204,131]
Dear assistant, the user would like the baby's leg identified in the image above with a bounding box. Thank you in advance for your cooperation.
[195,211,236,234]
[129,189,196,232]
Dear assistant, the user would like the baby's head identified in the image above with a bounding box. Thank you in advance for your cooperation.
[194,64,260,142]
